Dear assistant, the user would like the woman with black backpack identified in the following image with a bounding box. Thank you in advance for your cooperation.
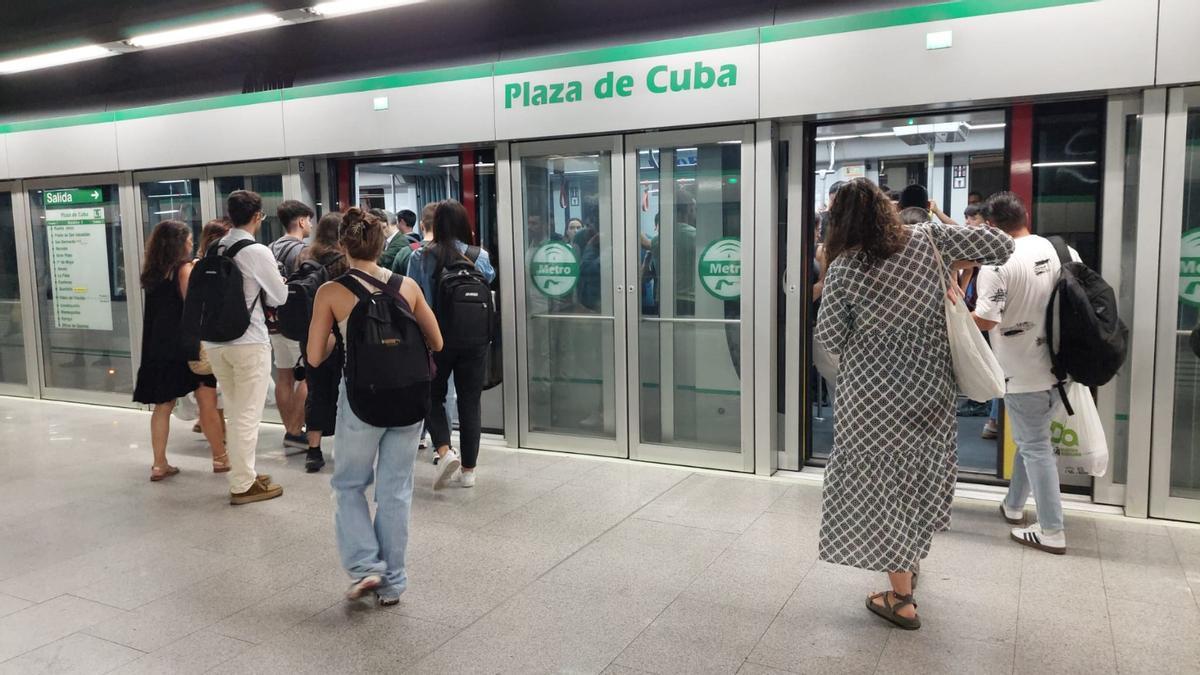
[306,208,442,606]
[407,199,496,490]
[297,212,348,473]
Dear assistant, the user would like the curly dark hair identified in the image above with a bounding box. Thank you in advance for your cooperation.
[140,220,192,289]
[823,179,907,266]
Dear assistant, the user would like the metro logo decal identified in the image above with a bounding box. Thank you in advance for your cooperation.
[504,61,737,109]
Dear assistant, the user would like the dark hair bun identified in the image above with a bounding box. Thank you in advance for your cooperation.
[339,207,386,261]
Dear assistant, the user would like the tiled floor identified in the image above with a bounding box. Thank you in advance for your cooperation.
[0,396,1198,675]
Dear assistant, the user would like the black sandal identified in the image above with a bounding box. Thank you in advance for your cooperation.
[866,591,921,630]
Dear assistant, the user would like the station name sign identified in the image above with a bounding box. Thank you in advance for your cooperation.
[504,61,738,109]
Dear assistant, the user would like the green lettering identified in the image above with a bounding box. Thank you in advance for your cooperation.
[566,80,582,102]
[717,64,737,87]
[531,84,548,106]
[669,68,691,92]
[647,65,668,94]
[1182,258,1200,275]
[616,74,634,97]
[595,71,614,99]
[695,61,715,89]
[504,83,521,109]
[549,82,564,104]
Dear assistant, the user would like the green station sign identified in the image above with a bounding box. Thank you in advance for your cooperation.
[43,188,103,206]
[530,241,580,298]
[1180,230,1200,307]
[698,237,741,301]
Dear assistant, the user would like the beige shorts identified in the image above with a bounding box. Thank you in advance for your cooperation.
[270,333,303,370]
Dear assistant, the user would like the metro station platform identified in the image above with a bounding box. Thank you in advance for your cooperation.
[0,396,1197,674]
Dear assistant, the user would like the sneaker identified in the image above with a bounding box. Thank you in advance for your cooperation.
[999,502,1025,525]
[981,420,998,440]
[459,469,476,488]
[377,585,403,607]
[230,477,283,505]
[433,449,461,490]
[305,448,325,473]
[346,574,382,601]
[283,432,308,454]
[1010,524,1066,555]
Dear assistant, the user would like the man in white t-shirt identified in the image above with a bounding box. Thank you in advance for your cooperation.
[973,192,1079,555]
[268,200,314,453]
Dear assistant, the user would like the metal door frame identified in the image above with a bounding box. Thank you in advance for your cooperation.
[23,172,141,407]
[781,123,807,472]
[1149,85,1200,522]
[509,135,628,457]
[624,124,756,472]
[131,167,216,273]
[0,179,36,398]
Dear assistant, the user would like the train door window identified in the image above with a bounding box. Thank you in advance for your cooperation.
[805,110,1008,476]
[215,173,285,244]
[1031,100,1105,267]
[354,156,461,218]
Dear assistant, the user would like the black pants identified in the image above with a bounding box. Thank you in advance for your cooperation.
[305,345,342,436]
[428,346,487,469]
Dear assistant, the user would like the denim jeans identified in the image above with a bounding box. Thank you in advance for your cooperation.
[332,380,422,592]
[1003,390,1064,533]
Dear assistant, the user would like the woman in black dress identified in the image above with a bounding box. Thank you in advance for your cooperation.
[133,220,224,481]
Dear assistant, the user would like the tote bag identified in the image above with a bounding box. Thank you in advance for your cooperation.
[925,231,1006,402]
[1051,382,1109,477]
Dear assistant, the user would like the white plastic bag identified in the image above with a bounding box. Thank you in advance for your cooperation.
[926,232,1006,402]
[172,391,199,422]
[813,340,839,384]
[1051,382,1109,477]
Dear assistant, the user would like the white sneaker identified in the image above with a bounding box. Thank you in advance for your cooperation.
[433,449,461,490]
[346,574,382,601]
[459,470,476,488]
[999,502,1025,525]
[1010,524,1066,555]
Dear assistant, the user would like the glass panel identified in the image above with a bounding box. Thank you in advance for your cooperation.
[521,151,616,439]
[141,178,202,249]
[29,184,131,393]
[637,142,742,452]
[808,110,1009,473]
[1170,107,1200,500]
[1111,113,1142,486]
[215,174,284,244]
[354,156,461,222]
[0,192,26,386]
[1032,100,1105,268]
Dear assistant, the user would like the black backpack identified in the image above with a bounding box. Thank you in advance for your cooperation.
[433,244,495,350]
[1045,236,1129,412]
[185,239,261,343]
[276,253,343,342]
[335,269,432,427]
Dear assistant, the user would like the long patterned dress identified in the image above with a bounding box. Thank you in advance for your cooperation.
[815,222,1013,572]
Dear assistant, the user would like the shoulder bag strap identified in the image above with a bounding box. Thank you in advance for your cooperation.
[923,228,956,299]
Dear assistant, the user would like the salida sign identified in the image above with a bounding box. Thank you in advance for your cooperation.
[504,61,738,110]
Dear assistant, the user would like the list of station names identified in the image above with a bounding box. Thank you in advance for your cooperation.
[44,206,113,331]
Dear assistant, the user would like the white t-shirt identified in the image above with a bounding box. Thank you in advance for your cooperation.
[203,228,289,347]
[974,234,1080,394]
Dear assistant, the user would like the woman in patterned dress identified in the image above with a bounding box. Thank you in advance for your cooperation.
[814,179,1013,629]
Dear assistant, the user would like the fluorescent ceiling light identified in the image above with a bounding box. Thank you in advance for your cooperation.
[0,45,114,74]
[310,0,427,17]
[968,122,1007,130]
[128,13,285,49]
[438,163,459,168]
[815,134,862,142]
[1032,161,1096,167]
[861,131,895,138]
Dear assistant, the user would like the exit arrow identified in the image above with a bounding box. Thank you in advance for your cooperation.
[90,191,100,200]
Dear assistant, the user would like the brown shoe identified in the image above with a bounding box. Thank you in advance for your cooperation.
[230,478,283,505]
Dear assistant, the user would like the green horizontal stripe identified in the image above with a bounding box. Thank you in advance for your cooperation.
[1115,414,1129,421]
[0,112,116,134]
[761,0,1094,42]
[494,28,758,76]
[0,0,1094,134]
[115,90,282,121]
[282,63,493,100]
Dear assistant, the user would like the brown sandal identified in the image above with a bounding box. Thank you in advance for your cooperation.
[211,453,231,473]
[150,465,180,482]
[866,591,920,630]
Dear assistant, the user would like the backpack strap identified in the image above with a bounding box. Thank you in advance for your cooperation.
[1044,270,1074,415]
[223,239,257,258]
[1047,236,1071,266]
[347,269,414,313]
[465,245,481,263]
[335,273,373,302]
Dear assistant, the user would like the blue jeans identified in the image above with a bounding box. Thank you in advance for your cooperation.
[1003,390,1064,533]
[332,380,422,593]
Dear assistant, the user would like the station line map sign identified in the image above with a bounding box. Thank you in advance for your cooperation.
[43,188,113,331]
